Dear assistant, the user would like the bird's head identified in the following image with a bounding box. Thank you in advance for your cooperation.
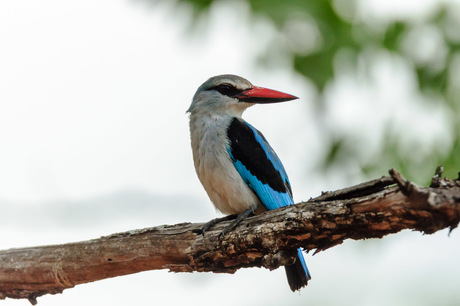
[187,74,298,117]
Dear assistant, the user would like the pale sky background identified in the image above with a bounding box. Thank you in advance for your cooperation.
[1,0,459,305]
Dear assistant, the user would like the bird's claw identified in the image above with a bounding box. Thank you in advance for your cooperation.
[199,215,237,236]
[218,208,254,238]
[198,209,254,238]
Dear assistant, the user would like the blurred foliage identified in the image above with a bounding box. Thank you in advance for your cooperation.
[157,0,460,183]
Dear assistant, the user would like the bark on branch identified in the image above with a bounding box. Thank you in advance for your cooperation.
[1,168,460,304]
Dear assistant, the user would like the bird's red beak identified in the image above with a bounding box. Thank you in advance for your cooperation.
[236,86,298,103]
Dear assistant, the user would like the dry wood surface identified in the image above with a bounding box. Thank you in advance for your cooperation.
[1,168,459,304]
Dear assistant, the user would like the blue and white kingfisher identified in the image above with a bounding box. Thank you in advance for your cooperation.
[187,74,310,291]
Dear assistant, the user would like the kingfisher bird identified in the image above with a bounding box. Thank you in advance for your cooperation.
[187,74,310,291]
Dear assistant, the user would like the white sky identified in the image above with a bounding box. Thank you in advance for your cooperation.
[0,0,315,204]
[1,0,459,305]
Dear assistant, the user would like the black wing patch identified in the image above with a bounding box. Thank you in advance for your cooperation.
[226,117,292,195]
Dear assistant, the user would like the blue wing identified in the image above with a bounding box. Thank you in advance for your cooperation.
[226,117,311,289]
[226,118,294,210]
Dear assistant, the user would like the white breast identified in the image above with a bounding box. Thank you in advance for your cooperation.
[189,114,261,215]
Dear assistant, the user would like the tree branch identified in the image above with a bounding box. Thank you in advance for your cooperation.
[1,169,460,304]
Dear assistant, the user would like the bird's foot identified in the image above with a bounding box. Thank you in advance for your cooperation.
[198,215,237,236]
[218,208,254,238]
[197,208,255,238]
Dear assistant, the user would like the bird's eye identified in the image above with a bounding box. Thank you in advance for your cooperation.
[213,84,242,97]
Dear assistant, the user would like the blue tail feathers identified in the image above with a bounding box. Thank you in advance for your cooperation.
[284,248,311,291]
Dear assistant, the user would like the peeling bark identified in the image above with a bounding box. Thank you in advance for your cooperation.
[1,169,459,304]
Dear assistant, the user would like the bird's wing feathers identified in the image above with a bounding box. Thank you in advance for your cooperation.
[226,118,293,210]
